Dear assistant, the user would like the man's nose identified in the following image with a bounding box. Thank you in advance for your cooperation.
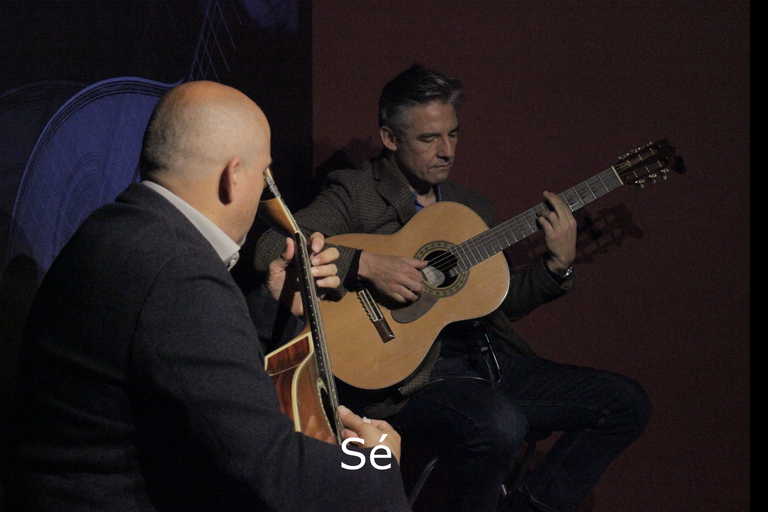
[436,136,455,159]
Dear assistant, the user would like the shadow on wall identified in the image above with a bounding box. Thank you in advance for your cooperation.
[508,203,646,271]
[312,137,381,190]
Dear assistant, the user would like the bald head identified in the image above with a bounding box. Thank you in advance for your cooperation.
[139,81,272,244]
[139,81,269,185]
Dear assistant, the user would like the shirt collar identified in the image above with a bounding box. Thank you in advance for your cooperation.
[141,181,241,271]
[411,184,443,211]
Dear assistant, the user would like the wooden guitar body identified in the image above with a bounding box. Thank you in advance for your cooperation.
[323,202,510,390]
[319,140,686,391]
[265,328,337,444]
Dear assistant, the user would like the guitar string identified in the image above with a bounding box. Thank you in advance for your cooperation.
[298,233,344,439]
[422,167,624,276]
[425,146,671,276]
[453,168,624,272]
[265,169,344,441]
[411,142,670,279]
[420,162,635,277]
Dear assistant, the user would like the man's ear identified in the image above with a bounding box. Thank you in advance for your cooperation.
[380,126,398,151]
[218,157,240,204]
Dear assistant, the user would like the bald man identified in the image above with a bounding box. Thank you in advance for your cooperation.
[5,81,411,512]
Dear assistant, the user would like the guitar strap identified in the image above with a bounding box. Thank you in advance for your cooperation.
[395,342,442,397]
[440,319,501,385]
[395,319,502,399]
[475,320,502,384]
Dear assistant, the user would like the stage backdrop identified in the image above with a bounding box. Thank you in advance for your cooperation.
[0,2,749,511]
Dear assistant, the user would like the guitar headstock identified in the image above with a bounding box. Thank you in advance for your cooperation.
[615,139,686,187]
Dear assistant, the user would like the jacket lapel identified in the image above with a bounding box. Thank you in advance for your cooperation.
[372,157,417,225]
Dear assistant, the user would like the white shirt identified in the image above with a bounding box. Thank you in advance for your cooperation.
[141,181,241,271]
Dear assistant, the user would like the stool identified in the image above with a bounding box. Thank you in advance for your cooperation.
[407,428,552,507]
[500,428,552,499]
[407,454,440,506]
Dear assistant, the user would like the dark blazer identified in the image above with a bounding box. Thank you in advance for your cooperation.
[6,183,410,512]
[254,156,574,417]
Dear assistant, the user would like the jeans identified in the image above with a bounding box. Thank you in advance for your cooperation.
[387,325,652,512]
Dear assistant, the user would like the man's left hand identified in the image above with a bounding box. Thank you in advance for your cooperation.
[266,232,340,316]
[536,191,577,274]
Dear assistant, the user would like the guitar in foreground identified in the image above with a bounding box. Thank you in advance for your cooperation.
[261,169,344,444]
[321,139,686,390]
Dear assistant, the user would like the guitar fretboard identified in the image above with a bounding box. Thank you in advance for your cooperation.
[445,167,623,276]
[295,231,344,443]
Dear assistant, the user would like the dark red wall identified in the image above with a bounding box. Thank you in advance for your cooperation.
[0,2,749,510]
[311,2,749,511]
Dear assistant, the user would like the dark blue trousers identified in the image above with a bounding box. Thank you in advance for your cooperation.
[388,334,651,512]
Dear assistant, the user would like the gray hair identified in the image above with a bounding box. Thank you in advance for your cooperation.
[378,64,463,137]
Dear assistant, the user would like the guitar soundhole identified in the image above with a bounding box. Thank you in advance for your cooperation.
[416,241,468,298]
[425,250,458,287]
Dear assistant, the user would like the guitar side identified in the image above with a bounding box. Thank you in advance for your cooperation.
[265,328,338,444]
[323,202,510,390]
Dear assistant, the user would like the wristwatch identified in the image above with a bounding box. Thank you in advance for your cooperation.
[546,262,574,284]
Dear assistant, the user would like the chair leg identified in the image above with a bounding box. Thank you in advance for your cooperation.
[408,456,440,506]
[503,439,538,497]
[502,428,552,499]
[409,430,551,508]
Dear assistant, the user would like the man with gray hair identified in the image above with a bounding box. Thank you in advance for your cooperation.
[255,64,652,512]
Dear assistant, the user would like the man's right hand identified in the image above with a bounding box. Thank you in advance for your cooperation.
[338,405,402,464]
[357,251,428,303]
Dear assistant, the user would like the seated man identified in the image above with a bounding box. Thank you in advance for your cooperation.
[254,64,652,512]
[5,80,410,512]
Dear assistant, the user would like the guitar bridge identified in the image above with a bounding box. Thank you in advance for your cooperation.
[357,288,395,343]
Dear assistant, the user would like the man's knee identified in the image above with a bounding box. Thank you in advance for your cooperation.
[469,399,527,459]
[614,376,653,436]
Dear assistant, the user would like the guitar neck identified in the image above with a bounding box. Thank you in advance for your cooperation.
[295,232,344,443]
[449,167,623,276]
[261,169,344,443]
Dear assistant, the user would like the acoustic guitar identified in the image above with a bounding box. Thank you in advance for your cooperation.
[320,139,686,390]
[262,169,344,444]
